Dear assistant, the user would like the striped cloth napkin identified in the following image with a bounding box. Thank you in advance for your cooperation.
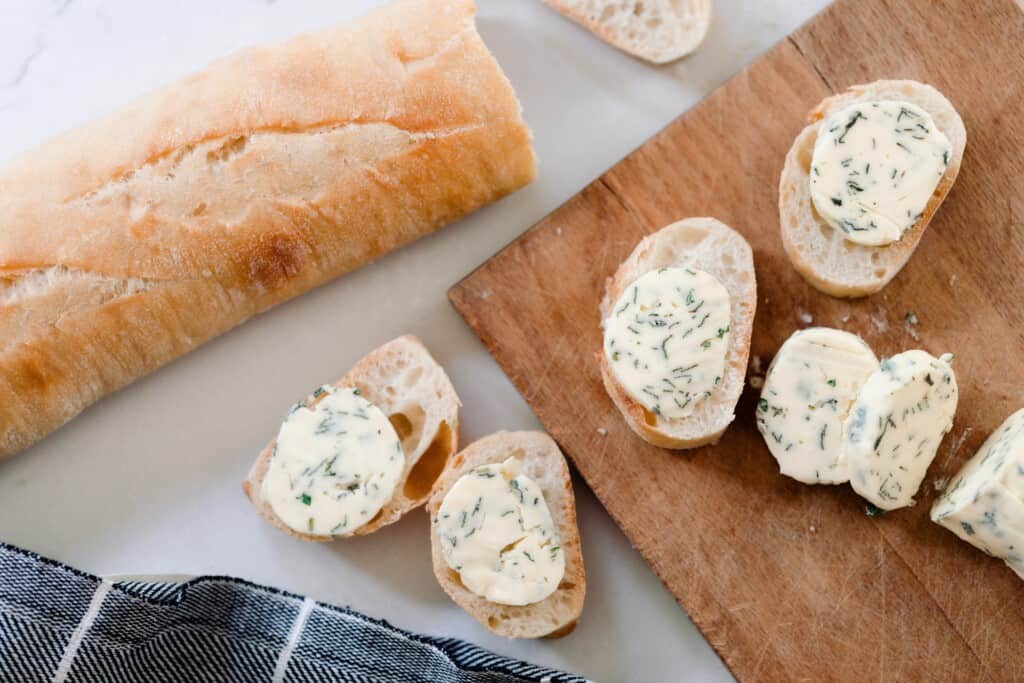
[0,542,586,683]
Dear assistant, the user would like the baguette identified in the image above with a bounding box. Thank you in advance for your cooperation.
[779,80,965,298]
[243,335,459,540]
[598,218,756,449]
[427,431,585,639]
[543,0,711,64]
[0,0,535,459]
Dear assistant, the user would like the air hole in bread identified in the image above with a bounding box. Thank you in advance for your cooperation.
[402,366,423,389]
[509,448,527,462]
[720,253,734,267]
[797,138,814,173]
[190,202,207,216]
[559,581,576,590]
[874,268,886,278]
[447,568,465,589]
[403,420,453,501]
[642,407,658,426]
[487,615,502,628]
[389,412,416,442]
[870,252,880,264]
[633,2,645,15]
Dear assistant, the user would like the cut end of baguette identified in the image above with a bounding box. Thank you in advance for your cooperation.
[243,334,460,541]
[544,0,711,64]
[779,80,966,298]
[598,217,757,449]
[427,431,585,639]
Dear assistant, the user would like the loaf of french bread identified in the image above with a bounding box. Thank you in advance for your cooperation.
[0,0,535,458]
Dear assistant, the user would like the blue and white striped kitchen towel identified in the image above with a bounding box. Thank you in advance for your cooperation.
[0,543,586,683]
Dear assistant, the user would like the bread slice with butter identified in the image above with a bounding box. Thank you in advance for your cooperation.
[243,335,460,541]
[598,217,757,449]
[779,80,966,297]
[543,0,711,64]
[427,431,585,639]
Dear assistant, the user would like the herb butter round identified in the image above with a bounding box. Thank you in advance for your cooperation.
[810,100,952,247]
[757,327,879,485]
[931,408,1024,579]
[841,350,958,510]
[262,385,404,536]
[603,267,731,420]
[436,457,564,606]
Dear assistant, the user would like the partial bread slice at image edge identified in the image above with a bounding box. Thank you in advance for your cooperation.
[543,0,711,64]
[598,217,757,449]
[778,80,966,298]
[243,334,460,541]
[427,430,585,639]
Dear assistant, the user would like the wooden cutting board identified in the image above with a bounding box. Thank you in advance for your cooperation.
[450,0,1024,680]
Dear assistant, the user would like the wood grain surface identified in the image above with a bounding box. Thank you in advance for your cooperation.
[449,0,1024,680]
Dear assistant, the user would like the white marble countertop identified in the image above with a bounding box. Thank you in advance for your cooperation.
[0,1,829,680]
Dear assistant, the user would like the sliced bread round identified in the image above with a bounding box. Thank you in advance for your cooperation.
[543,0,711,64]
[243,334,460,541]
[427,430,585,639]
[778,80,966,298]
[598,217,757,449]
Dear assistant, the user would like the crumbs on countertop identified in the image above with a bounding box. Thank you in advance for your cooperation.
[904,311,920,341]
[748,354,765,389]
[945,427,974,460]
